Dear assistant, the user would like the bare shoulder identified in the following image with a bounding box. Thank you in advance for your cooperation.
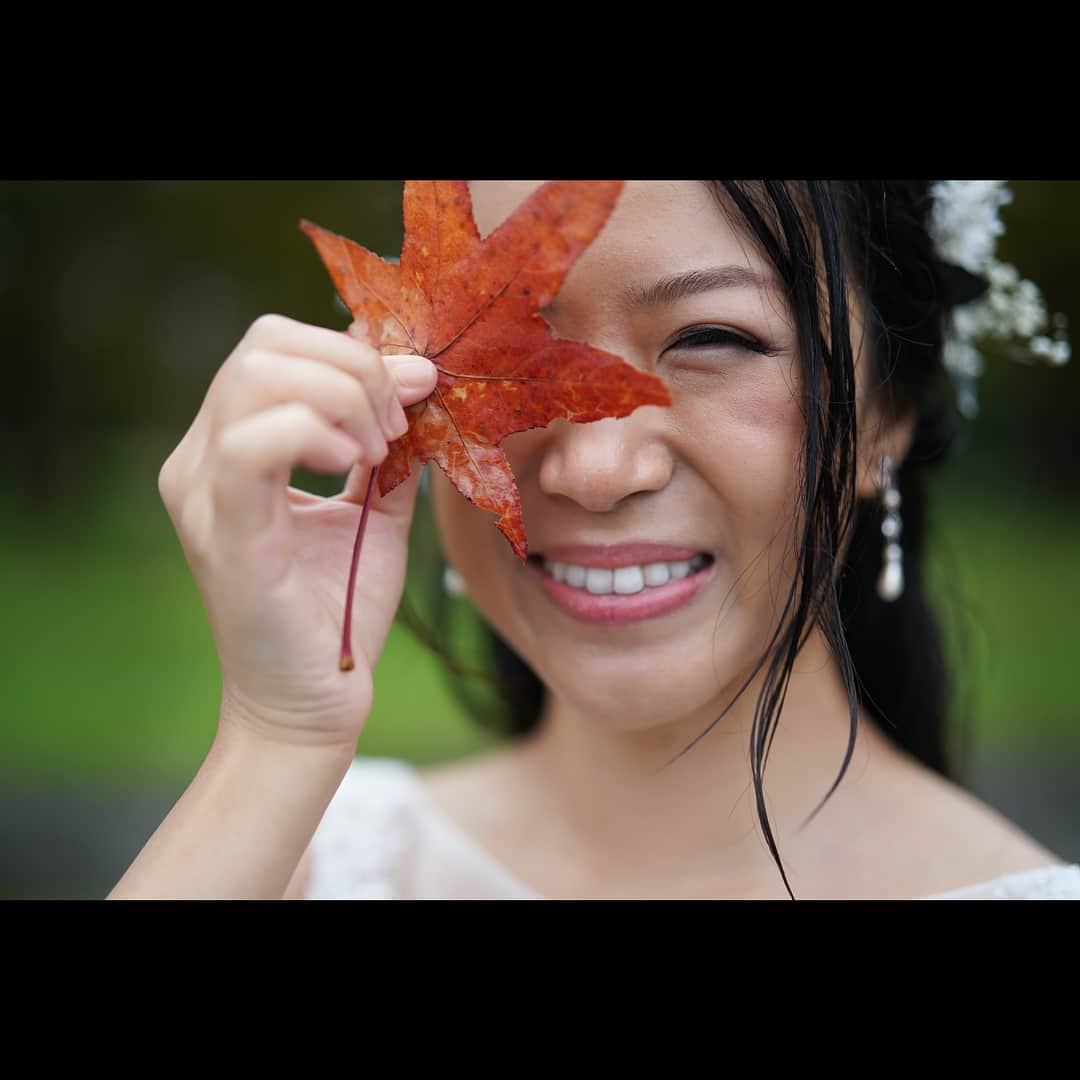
[876,753,1068,894]
[414,740,1070,900]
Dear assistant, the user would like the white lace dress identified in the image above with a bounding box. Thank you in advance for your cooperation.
[304,755,1080,901]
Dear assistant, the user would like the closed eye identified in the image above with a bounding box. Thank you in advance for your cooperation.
[668,327,779,355]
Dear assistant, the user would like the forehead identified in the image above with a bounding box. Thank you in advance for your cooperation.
[466,180,775,291]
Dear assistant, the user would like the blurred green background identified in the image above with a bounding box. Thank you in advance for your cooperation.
[1,180,1077,899]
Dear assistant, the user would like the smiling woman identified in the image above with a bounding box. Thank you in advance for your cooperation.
[109,180,1080,902]
[408,181,1078,900]
[423,180,887,898]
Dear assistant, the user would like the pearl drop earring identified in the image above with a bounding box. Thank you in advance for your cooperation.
[443,566,466,597]
[876,455,904,602]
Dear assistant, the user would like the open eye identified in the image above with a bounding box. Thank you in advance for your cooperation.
[667,327,777,355]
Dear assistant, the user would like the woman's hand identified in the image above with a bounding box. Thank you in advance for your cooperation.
[157,313,437,751]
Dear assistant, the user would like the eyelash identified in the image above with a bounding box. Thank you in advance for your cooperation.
[668,327,778,356]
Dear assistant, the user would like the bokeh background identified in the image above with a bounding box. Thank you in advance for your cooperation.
[1,180,1077,899]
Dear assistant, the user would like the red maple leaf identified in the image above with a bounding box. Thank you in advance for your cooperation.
[299,180,672,562]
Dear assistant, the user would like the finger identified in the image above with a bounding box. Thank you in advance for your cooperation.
[373,460,424,529]
[163,320,409,525]
[246,312,382,369]
[339,462,374,506]
[218,350,400,457]
[384,354,439,405]
[243,314,400,430]
[212,403,371,539]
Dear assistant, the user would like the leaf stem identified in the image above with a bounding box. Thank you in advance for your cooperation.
[339,464,379,672]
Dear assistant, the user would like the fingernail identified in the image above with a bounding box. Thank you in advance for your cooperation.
[393,358,437,390]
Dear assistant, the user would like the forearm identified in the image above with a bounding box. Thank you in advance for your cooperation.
[107,721,355,900]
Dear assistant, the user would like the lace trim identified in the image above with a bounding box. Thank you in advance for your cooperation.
[921,863,1080,900]
[306,757,1080,901]
[305,758,415,900]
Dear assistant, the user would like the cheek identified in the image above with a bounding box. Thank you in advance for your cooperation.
[675,367,805,657]
[430,468,519,618]
[676,361,804,523]
[431,469,487,568]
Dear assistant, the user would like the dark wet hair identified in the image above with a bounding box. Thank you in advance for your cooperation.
[403,180,984,900]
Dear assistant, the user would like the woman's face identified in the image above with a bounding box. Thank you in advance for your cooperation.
[430,180,812,731]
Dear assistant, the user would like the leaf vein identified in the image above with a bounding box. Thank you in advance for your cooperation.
[434,384,486,495]
[334,235,419,353]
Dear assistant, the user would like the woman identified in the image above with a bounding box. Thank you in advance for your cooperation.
[109,180,1080,900]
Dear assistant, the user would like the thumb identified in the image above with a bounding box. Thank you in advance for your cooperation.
[345,319,438,400]
[373,462,425,526]
[385,353,439,402]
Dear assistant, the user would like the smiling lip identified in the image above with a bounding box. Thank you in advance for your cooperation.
[536,543,704,569]
[527,546,716,625]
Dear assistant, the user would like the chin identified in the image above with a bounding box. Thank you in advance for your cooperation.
[531,611,784,740]
[532,650,721,732]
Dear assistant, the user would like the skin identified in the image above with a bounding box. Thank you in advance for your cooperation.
[420,181,1060,900]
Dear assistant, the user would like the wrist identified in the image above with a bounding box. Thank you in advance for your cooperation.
[217,689,362,759]
[110,700,356,900]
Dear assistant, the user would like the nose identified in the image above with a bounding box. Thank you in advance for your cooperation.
[536,411,673,513]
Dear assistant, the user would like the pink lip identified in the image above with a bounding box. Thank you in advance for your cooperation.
[537,543,704,569]
[527,558,716,625]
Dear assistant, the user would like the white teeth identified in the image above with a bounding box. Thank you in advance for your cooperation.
[613,565,645,594]
[585,568,614,594]
[642,562,670,587]
[543,555,709,594]
[564,564,587,588]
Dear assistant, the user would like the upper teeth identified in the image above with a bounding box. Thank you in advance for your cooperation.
[543,556,709,595]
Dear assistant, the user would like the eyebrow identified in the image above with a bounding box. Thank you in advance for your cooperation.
[620,265,779,310]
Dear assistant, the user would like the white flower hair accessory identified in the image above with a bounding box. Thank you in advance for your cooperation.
[929,180,1071,418]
